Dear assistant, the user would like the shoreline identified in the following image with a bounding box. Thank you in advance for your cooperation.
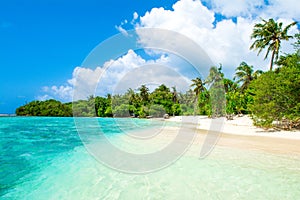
[164,115,300,140]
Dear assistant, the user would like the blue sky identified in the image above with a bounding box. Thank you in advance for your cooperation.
[0,0,177,113]
[0,0,299,113]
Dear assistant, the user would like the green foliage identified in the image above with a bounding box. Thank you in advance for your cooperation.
[226,90,249,115]
[16,99,72,117]
[171,103,182,116]
[95,96,112,117]
[72,99,95,117]
[276,52,300,69]
[138,106,148,118]
[178,89,195,115]
[14,18,299,132]
[113,104,131,118]
[249,63,300,128]
[191,77,205,96]
[149,104,166,117]
[293,31,300,51]
[104,106,113,117]
[206,66,226,117]
[198,90,211,116]
[139,85,149,105]
[250,18,297,71]
[234,62,255,91]
[150,84,174,115]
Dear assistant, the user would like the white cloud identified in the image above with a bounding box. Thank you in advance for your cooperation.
[113,64,191,94]
[202,0,265,18]
[40,50,191,101]
[37,85,73,102]
[66,66,105,100]
[41,0,299,101]
[115,25,128,36]
[134,0,298,76]
[95,49,190,96]
[133,12,139,20]
[263,0,300,21]
[202,0,300,21]
[138,0,214,30]
[36,94,53,101]
[51,85,73,99]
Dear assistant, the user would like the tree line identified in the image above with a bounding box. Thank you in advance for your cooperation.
[16,18,300,129]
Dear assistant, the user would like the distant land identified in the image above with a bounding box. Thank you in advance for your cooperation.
[0,114,17,117]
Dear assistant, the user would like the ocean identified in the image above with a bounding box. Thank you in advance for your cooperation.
[1,117,299,199]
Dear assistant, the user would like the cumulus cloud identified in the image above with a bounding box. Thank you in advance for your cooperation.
[133,0,298,76]
[41,0,299,101]
[40,50,191,101]
[36,94,54,101]
[138,0,214,29]
[202,0,265,18]
[113,64,191,94]
[133,12,139,20]
[202,0,300,21]
[263,0,300,21]
[93,50,190,96]
[115,25,128,36]
[37,85,73,102]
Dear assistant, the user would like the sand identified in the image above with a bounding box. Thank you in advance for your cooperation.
[159,115,300,156]
[165,115,300,140]
[108,116,300,158]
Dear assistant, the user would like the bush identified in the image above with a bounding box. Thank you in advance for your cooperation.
[249,65,300,128]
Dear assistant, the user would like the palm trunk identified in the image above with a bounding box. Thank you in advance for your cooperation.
[193,97,198,116]
[269,50,275,71]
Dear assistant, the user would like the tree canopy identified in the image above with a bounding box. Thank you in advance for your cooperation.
[15,18,300,129]
[250,18,296,71]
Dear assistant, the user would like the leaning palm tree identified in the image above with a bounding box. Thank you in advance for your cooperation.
[171,86,178,104]
[250,18,296,71]
[223,78,238,93]
[234,62,254,91]
[234,62,263,91]
[191,77,205,96]
[191,77,205,115]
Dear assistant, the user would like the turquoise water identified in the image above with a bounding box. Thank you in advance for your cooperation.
[1,117,300,199]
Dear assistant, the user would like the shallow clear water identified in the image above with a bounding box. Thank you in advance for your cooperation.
[1,117,299,199]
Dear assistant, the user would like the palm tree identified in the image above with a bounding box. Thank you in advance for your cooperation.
[293,32,300,51]
[191,77,206,115]
[205,65,224,86]
[191,77,205,96]
[253,69,264,79]
[223,78,238,93]
[234,62,254,91]
[205,66,226,117]
[125,88,137,105]
[139,85,149,105]
[171,86,178,103]
[250,18,296,71]
[234,62,263,91]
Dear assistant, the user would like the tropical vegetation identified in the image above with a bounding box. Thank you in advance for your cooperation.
[16,99,72,117]
[250,18,297,71]
[16,18,300,129]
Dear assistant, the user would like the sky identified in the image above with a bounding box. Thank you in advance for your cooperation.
[0,0,299,113]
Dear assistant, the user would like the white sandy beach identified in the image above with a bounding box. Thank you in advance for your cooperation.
[158,115,300,156]
[116,115,300,157]
[165,115,300,140]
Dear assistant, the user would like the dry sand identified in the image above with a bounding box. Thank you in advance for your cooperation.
[162,115,300,156]
[165,115,300,140]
